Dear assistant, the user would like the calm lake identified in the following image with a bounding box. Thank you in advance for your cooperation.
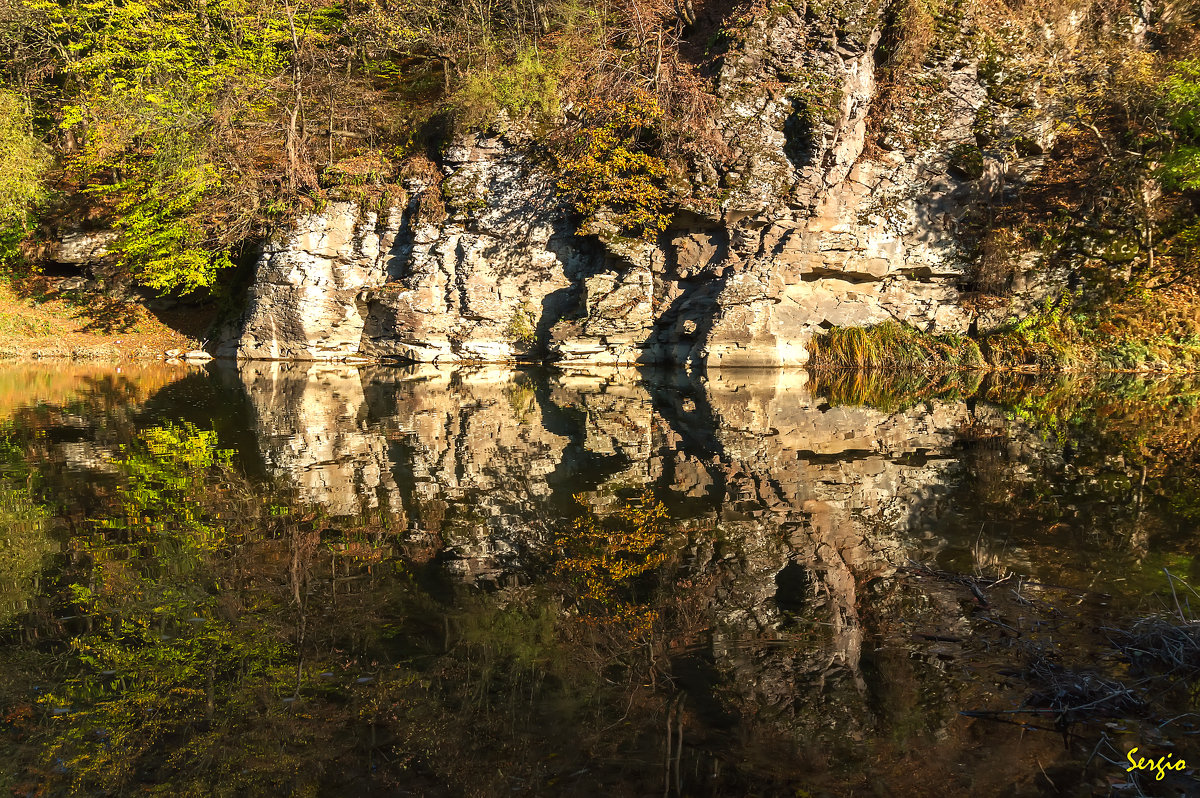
[1,362,1198,796]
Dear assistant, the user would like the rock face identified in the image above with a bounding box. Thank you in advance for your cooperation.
[225,2,1059,366]
[226,203,403,360]
[358,138,595,364]
[46,229,119,267]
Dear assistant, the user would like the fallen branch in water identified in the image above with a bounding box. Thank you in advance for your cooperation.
[1106,615,1200,675]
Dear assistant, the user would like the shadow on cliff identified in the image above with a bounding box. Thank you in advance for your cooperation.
[646,211,736,367]
[531,221,612,356]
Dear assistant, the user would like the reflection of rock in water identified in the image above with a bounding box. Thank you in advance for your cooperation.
[238,359,965,591]
[236,363,970,735]
[239,362,401,517]
[675,370,969,739]
[361,366,576,587]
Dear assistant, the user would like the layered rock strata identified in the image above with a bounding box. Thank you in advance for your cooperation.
[225,3,1062,366]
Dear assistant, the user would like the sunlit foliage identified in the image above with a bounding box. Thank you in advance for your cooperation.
[555,491,672,635]
[555,90,671,241]
[0,89,50,261]
[0,0,702,290]
[1160,59,1200,192]
[18,0,297,292]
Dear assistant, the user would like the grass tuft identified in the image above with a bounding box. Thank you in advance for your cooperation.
[808,321,985,371]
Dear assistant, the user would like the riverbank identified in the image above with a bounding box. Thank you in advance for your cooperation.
[809,285,1200,374]
[0,277,206,361]
[3,274,1200,374]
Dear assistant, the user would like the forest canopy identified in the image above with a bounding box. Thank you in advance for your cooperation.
[0,0,1196,297]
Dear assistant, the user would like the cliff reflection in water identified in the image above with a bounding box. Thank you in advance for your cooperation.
[236,363,962,599]
[3,363,1198,796]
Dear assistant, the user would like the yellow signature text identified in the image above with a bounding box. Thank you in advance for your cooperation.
[1126,748,1188,781]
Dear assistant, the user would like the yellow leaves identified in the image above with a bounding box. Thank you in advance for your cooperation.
[555,88,672,240]
[553,491,673,636]
[577,90,662,128]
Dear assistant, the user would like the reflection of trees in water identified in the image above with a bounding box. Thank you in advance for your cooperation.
[555,491,674,635]
[934,375,1200,588]
[3,367,1200,796]
[0,408,952,795]
[0,413,715,795]
[0,429,56,627]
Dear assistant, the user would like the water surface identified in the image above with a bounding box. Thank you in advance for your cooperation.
[1,363,1198,796]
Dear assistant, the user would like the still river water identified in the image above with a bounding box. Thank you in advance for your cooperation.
[0,362,1198,796]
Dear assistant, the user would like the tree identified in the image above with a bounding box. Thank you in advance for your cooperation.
[12,0,293,292]
[0,88,49,260]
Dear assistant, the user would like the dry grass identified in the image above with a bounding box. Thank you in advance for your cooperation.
[1021,657,1150,722]
[0,277,205,361]
[807,321,985,371]
[1110,615,1200,675]
[1088,281,1200,370]
[973,228,1023,296]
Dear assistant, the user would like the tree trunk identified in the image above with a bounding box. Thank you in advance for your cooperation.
[283,0,309,190]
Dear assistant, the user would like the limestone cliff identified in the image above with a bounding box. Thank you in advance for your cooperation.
[224,3,1062,367]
